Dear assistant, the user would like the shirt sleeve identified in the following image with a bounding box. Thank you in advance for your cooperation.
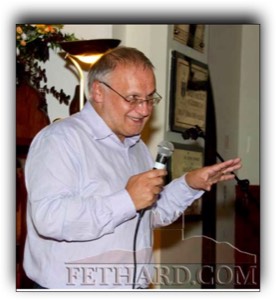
[25,128,137,242]
[151,175,204,228]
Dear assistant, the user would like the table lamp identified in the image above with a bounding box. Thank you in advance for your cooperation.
[60,39,121,111]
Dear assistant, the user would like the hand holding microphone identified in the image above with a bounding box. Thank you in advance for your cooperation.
[126,141,174,212]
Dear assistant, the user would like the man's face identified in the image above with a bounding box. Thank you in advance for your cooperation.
[93,64,157,141]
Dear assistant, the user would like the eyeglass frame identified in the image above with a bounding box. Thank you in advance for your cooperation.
[98,81,162,107]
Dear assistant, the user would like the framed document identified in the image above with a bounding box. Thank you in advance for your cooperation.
[169,51,209,133]
[169,143,203,218]
[173,24,206,53]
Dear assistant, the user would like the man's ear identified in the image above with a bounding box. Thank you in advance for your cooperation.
[91,81,104,103]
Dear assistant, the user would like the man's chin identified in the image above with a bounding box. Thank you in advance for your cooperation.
[125,132,142,138]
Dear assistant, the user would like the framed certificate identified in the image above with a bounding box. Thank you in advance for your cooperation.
[173,24,206,53]
[169,143,203,218]
[169,51,209,133]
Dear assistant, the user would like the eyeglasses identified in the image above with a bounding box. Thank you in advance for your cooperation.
[99,81,162,107]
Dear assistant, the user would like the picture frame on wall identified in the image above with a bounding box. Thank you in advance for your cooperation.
[169,50,209,133]
[173,24,206,53]
[168,143,204,219]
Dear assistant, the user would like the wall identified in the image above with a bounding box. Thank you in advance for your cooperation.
[208,25,259,287]
[209,24,259,186]
[238,25,260,184]
[208,25,242,251]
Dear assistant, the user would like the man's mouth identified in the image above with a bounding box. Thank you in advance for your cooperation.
[128,116,144,124]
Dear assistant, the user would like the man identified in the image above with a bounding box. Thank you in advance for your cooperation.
[23,46,241,289]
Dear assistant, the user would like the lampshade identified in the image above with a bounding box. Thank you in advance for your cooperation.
[59,39,121,57]
[59,39,121,112]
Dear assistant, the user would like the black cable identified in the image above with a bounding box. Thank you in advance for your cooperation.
[132,210,145,289]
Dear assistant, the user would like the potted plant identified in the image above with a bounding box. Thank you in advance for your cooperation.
[16,24,77,104]
[16,24,78,144]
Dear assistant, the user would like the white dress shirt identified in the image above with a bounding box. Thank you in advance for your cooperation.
[23,101,203,289]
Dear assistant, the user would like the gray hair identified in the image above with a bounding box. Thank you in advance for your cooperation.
[87,46,155,100]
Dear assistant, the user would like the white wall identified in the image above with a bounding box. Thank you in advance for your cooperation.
[238,25,260,185]
[208,24,259,187]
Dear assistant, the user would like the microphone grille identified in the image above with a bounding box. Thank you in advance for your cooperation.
[157,141,174,157]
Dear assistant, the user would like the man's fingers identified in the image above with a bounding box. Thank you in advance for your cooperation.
[212,158,241,174]
[147,169,167,178]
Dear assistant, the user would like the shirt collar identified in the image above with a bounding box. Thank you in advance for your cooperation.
[80,101,141,147]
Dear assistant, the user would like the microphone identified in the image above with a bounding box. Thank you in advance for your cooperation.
[154,140,174,169]
[139,141,174,217]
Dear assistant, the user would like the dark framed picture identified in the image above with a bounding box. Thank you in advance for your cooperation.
[168,143,203,219]
[169,50,209,133]
[173,24,206,53]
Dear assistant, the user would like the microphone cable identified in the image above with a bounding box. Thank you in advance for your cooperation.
[132,210,145,289]
[131,141,174,289]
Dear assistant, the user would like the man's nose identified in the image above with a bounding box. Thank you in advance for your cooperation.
[134,100,152,116]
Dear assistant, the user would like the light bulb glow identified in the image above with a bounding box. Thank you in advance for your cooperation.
[75,54,103,64]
